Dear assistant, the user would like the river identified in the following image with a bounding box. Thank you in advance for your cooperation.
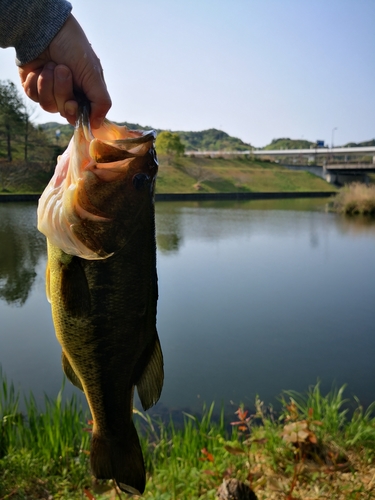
[0,198,374,418]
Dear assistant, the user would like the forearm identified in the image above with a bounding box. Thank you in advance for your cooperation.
[0,0,72,65]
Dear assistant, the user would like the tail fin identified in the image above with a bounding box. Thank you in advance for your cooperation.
[90,422,145,495]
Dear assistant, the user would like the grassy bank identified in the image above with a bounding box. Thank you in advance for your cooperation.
[0,156,336,196]
[1,370,375,499]
[156,155,335,194]
[330,183,375,215]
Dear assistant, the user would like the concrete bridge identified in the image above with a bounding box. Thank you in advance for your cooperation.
[185,146,375,186]
[324,163,375,173]
[185,145,375,161]
[252,146,375,158]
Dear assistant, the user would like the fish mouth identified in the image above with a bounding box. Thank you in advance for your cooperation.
[80,104,156,164]
[37,104,158,260]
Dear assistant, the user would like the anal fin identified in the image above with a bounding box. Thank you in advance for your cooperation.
[62,351,84,391]
[135,333,164,411]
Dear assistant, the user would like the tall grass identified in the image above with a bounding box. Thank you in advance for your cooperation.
[0,370,90,463]
[0,366,20,457]
[332,182,375,214]
[1,368,375,499]
[280,382,375,458]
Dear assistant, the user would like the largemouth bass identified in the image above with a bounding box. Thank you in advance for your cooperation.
[37,107,163,495]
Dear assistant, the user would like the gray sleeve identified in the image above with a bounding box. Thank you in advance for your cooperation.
[0,0,72,65]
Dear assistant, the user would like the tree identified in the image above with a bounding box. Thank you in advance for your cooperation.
[22,101,38,161]
[0,80,26,161]
[155,131,185,157]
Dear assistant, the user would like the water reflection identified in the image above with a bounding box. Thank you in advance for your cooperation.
[336,215,375,236]
[0,199,374,417]
[156,203,184,254]
[0,203,46,306]
[155,198,333,254]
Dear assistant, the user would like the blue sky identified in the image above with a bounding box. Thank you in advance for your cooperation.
[1,0,374,147]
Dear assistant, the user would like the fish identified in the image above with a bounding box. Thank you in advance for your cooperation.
[37,105,163,495]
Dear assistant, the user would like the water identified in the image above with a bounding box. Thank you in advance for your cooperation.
[0,199,375,417]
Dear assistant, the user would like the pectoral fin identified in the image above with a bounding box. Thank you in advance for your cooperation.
[62,351,84,391]
[135,334,164,410]
[61,257,91,318]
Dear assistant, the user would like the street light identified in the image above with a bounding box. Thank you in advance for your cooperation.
[331,127,337,149]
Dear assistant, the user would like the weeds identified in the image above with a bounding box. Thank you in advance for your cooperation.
[331,182,375,215]
[0,370,375,499]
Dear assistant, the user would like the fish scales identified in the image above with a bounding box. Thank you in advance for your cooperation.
[38,107,163,495]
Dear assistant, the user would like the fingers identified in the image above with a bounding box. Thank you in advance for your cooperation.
[54,65,77,124]
[20,62,58,113]
[63,100,79,126]
[49,14,112,128]
[82,70,112,129]
[37,62,58,113]
[20,62,78,123]
[18,13,112,128]
[19,65,41,103]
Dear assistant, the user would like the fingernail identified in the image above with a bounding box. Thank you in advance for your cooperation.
[55,65,70,81]
[65,101,77,117]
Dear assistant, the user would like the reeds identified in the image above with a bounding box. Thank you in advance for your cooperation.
[332,182,375,215]
[0,369,90,464]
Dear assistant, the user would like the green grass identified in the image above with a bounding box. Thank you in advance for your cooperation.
[1,369,375,499]
[156,155,335,194]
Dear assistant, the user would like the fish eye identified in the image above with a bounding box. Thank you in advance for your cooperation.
[132,173,150,190]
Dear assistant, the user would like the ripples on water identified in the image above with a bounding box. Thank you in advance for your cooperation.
[0,199,375,417]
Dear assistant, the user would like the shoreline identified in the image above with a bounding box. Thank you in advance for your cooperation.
[0,191,336,203]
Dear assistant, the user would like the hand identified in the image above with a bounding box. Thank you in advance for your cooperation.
[18,14,111,128]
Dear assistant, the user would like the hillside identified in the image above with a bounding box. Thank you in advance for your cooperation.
[342,139,375,148]
[176,128,251,151]
[263,138,315,150]
[37,122,375,153]
[39,122,74,145]
[39,122,252,152]
[156,155,335,194]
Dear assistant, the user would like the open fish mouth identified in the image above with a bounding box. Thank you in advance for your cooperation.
[37,105,157,260]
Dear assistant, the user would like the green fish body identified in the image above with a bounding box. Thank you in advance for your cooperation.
[38,108,163,495]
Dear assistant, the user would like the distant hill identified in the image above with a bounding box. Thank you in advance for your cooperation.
[263,138,315,150]
[176,128,251,152]
[39,121,156,147]
[263,137,375,150]
[38,122,375,154]
[342,139,375,148]
[39,122,252,152]
[39,122,74,146]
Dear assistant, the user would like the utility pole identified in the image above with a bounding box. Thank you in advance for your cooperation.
[331,127,337,163]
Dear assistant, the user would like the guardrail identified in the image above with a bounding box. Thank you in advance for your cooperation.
[185,146,375,157]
